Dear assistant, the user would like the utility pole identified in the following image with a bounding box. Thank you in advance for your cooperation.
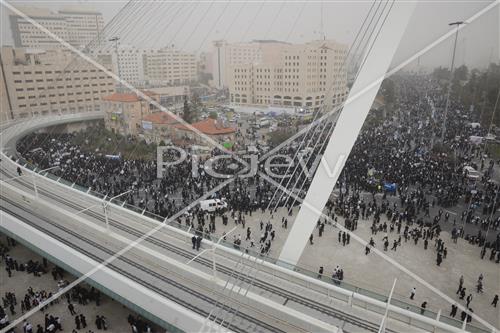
[102,190,131,232]
[488,88,500,135]
[109,36,121,92]
[479,91,487,124]
[470,82,477,112]
[441,21,464,142]
[320,1,325,40]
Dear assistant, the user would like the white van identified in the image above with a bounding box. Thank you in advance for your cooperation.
[463,166,481,180]
[259,118,271,127]
[199,199,228,212]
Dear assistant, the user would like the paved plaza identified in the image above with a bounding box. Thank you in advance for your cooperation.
[0,234,162,333]
[210,201,500,330]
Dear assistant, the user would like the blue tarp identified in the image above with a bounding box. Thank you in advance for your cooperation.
[384,183,397,192]
[105,154,121,160]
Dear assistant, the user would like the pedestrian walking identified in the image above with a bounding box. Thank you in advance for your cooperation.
[410,287,416,300]
[492,295,498,308]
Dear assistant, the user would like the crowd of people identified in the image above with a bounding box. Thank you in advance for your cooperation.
[127,315,153,333]
[309,75,500,323]
[10,73,500,328]
[16,74,500,259]
[0,236,158,333]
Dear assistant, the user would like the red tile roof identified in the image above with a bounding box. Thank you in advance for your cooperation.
[142,112,179,125]
[175,118,237,135]
[103,91,156,102]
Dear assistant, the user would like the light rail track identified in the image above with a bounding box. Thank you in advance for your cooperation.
[0,166,397,333]
[1,195,297,333]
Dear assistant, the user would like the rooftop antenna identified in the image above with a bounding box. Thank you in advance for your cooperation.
[109,36,122,92]
[320,1,325,40]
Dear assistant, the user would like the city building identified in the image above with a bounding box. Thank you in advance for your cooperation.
[141,112,180,144]
[92,47,198,88]
[173,118,237,144]
[212,40,266,89]
[102,91,159,137]
[143,47,197,86]
[9,6,104,49]
[215,39,348,110]
[0,46,114,120]
[199,52,213,75]
[198,51,213,85]
[146,86,190,107]
[92,46,145,88]
[0,60,13,122]
[58,8,105,48]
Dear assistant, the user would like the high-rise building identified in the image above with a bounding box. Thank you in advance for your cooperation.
[9,6,104,49]
[92,46,198,88]
[198,51,213,85]
[58,8,105,48]
[142,47,197,86]
[225,40,348,111]
[0,46,115,120]
[93,46,145,87]
[199,52,213,75]
[0,59,13,122]
[212,40,267,89]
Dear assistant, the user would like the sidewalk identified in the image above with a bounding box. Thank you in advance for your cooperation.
[0,234,162,333]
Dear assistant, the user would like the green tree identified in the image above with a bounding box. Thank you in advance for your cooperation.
[208,111,218,119]
[449,63,500,127]
[267,129,294,147]
[191,92,202,111]
[432,66,450,82]
[182,96,194,123]
[381,78,395,104]
[454,65,468,81]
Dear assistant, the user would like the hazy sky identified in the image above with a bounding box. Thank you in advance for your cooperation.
[1,0,498,71]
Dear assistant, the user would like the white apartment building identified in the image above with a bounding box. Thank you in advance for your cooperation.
[116,47,145,87]
[9,6,104,49]
[0,46,115,120]
[91,46,197,88]
[143,47,197,86]
[212,40,265,89]
[58,8,105,48]
[226,40,348,110]
[0,62,11,122]
[199,52,213,75]
[92,46,145,87]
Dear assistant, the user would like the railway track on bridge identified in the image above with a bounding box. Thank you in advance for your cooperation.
[0,166,397,333]
[1,195,299,333]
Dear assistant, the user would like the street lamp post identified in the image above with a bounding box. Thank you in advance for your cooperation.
[441,21,464,143]
[184,226,237,280]
[212,226,237,279]
[102,190,132,232]
[32,166,59,197]
[1,165,59,197]
[487,88,500,136]
[109,36,121,92]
